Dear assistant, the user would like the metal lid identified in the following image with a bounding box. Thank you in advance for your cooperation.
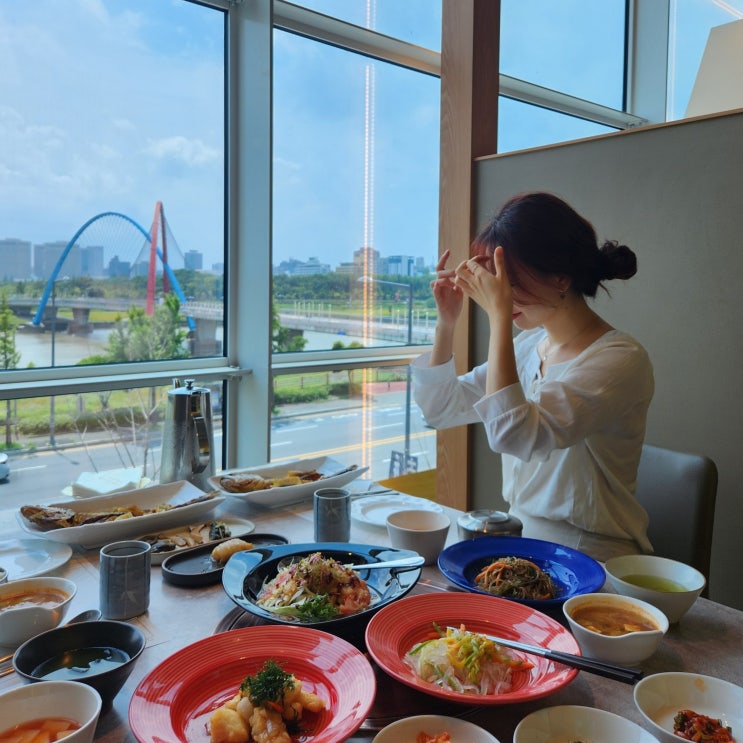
[457,509,523,537]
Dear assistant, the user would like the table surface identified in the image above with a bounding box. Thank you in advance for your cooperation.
[1,487,742,743]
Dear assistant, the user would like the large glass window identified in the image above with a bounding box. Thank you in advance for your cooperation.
[271,23,440,474]
[1,0,226,503]
[0,0,225,371]
[667,0,743,119]
[500,0,627,110]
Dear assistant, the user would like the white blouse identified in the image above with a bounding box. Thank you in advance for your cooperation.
[411,328,655,550]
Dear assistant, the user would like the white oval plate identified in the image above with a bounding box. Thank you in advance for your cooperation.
[16,480,223,549]
[0,538,73,581]
[351,493,444,528]
[140,517,255,566]
[210,456,368,508]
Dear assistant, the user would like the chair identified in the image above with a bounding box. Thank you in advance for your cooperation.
[634,444,718,594]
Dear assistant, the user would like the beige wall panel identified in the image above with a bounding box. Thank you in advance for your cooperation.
[471,111,743,609]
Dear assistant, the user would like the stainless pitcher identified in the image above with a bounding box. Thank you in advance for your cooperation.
[159,378,215,490]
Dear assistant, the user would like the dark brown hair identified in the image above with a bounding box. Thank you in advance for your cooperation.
[473,192,637,298]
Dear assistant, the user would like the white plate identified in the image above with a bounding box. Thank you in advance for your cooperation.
[0,539,73,580]
[351,493,444,528]
[140,517,256,565]
[210,456,368,508]
[16,480,223,549]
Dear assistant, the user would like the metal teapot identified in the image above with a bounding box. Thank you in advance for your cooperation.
[159,378,215,490]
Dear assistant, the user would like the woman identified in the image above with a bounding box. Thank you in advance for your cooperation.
[412,192,654,561]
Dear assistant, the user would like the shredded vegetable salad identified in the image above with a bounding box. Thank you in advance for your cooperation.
[256,551,371,619]
[475,556,557,600]
[404,623,533,695]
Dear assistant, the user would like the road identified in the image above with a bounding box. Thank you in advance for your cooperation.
[1,393,436,510]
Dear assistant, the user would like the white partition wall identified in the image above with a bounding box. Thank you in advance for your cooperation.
[470,110,743,609]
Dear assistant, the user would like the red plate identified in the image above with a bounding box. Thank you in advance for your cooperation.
[365,592,579,705]
[129,626,375,742]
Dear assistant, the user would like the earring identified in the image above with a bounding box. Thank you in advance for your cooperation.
[559,290,566,300]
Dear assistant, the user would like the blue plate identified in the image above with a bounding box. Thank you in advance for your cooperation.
[437,536,606,609]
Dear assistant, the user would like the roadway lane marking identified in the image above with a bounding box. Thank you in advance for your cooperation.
[6,464,46,472]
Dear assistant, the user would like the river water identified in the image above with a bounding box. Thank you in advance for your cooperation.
[12,326,381,369]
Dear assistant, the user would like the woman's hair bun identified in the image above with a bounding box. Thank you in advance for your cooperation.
[598,240,637,281]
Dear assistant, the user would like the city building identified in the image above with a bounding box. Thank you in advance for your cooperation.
[0,238,32,281]
[34,241,81,280]
[81,245,105,278]
[184,250,204,270]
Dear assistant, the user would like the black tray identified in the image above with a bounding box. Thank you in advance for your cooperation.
[161,533,288,587]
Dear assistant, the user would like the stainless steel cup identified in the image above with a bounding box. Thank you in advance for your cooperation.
[314,487,351,542]
[99,540,151,620]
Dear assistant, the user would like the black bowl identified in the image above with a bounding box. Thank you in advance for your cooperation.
[222,542,422,647]
[12,619,145,709]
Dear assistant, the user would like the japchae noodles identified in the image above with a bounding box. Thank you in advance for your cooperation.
[474,556,557,600]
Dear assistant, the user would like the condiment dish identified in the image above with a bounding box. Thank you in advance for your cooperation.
[13,619,145,709]
[563,592,669,665]
[604,553,705,623]
[0,576,76,648]
[372,714,500,743]
[0,679,102,743]
[514,704,657,743]
[634,672,743,743]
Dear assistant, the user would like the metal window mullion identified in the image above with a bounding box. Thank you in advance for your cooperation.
[273,0,440,75]
[500,75,648,130]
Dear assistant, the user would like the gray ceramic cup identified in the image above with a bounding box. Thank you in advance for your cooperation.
[314,487,351,542]
[99,540,151,620]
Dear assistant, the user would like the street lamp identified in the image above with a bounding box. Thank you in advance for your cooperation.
[357,276,414,474]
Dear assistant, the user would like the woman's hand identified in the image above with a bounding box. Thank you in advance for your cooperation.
[454,246,512,324]
[430,249,464,327]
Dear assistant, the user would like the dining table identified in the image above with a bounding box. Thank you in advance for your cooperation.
[1,483,742,743]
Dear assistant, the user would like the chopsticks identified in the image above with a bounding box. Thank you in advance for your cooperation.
[451,628,644,684]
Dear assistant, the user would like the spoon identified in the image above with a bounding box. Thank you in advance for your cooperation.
[277,555,425,573]
[0,608,102,673]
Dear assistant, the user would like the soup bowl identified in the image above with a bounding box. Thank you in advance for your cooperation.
[13,619,145,709]
[604,554,705,623]
[563,592,669,665]
[0,576,76,648]
[0,680,102,743]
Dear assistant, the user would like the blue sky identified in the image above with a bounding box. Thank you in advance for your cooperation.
[1,0,741,273]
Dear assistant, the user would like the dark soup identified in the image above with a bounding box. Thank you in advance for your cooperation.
[32,646,130,680]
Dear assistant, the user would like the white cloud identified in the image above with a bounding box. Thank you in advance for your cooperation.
[142,136,220,167]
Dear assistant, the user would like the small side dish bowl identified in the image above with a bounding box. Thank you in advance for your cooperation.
[604,553,705,623]
[514,704,658,743]
[386,509,451,565]
[634,672,743,743]
[0,679,102,743]
[0,576,76,648]
[13,619,145,709]
[563,592,669,665]
[372,714,500,743]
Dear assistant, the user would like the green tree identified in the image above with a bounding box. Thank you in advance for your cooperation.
[272,303,307,353]
[104,293,189,362]
[0,295,21,447]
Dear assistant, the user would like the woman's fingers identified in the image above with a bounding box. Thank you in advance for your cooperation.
[435,249,451,272]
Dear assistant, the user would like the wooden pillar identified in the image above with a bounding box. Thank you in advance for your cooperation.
[436,0,500,509]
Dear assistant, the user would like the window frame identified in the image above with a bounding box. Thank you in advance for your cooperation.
[1,0,669,473]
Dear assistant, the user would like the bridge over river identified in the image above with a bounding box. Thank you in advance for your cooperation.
[7,297,433,353]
